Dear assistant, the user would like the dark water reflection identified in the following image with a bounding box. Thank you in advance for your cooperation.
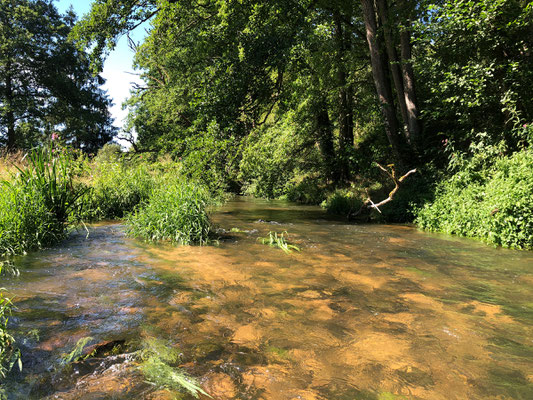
[3,197,533,399]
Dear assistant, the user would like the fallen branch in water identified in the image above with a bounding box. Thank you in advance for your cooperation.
[352,163,417,217]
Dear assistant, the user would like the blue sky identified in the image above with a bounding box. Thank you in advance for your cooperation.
[55,0,147,135]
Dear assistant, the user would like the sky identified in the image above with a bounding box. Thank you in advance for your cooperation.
[55,0,147,139]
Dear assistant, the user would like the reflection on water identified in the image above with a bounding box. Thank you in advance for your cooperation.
[3,197,533,399]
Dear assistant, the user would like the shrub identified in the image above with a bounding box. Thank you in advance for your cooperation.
[284,174,328,205]
[239,113,322,199]
[321,189,364,217]
[126,181,212,245]
[416,150,533,249]
[79,160,155,220]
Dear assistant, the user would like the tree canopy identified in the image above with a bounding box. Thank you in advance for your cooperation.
[73,0,532,193]
[0,0,117,152]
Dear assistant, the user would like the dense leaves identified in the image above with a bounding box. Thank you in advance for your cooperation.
[0,0,117,152]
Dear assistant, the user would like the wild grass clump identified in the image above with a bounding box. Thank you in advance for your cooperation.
[126,181,213,245]
[416,150,533,249]
[0,146,85,257]
[258,231,300,254]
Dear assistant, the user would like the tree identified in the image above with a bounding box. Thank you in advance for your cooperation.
[0,0,117,151]
[414,0,532,157]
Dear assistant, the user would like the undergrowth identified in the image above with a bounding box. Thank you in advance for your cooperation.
[416,149,533,249]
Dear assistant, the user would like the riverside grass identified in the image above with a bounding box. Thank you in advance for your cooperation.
[0,145,217,256]
[126,181,213,245]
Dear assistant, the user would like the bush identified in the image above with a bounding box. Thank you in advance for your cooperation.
[321,189,363,217]
[79,159,155,220]
[416,150,533,249]
[284,174,328,205]
[126,181,212,245]
[239,113,322,199]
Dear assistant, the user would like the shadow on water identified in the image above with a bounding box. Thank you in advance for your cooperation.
[3,196,533,399]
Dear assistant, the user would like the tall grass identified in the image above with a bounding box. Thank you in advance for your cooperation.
[126,181,213,245]
[0,146,85,257]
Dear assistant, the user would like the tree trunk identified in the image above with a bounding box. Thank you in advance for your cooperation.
[375,0,409,138]
[5,62,16,150]
[398,6,421,147]
[334,11,354,180]
[316,98,338,183]
[360,0,403,165]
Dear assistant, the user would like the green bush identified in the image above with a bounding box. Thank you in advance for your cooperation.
[126,181,212,245]
[284,174,328,205]
[79,160,155,220]
[416,150,533,249]
[239,113,322,199]
[321,189,363,217]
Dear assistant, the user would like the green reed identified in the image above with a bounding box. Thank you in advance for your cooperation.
[259,231,300,254]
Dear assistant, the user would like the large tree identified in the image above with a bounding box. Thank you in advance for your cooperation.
[0,0,117,151]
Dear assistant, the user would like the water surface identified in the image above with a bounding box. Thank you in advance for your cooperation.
[3,197,533,399]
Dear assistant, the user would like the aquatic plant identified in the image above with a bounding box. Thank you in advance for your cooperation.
[126,181,212,245]
[139,337,210,398]
[258,231,300,254]
[60,337,94,365]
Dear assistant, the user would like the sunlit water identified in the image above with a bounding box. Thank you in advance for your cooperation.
[3,197,533,399]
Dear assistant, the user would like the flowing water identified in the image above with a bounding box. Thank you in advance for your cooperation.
[3,197,533,399]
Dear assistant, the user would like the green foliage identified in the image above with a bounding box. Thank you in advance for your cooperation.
[0,0,116,151]
[0,145,85,257]
[126,181,213,245]
[417,149,533,249]
[60,337,94,365]
[284,175,328,205]
[0,262,21,380]
[0,291,20,379]
[94,143,123,163]
[14,146,87,224]
[139,337,209,399]
[79,159,154,221]
[414,0,532,156]
[321,189,363,217]
[258,231,300,254]
[240,118,300,199]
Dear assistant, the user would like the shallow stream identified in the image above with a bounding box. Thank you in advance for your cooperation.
[3,197,533,399]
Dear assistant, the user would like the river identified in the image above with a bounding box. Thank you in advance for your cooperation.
[3,197,533,399]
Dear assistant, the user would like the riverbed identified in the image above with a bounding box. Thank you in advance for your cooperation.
[3,197,533,399]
